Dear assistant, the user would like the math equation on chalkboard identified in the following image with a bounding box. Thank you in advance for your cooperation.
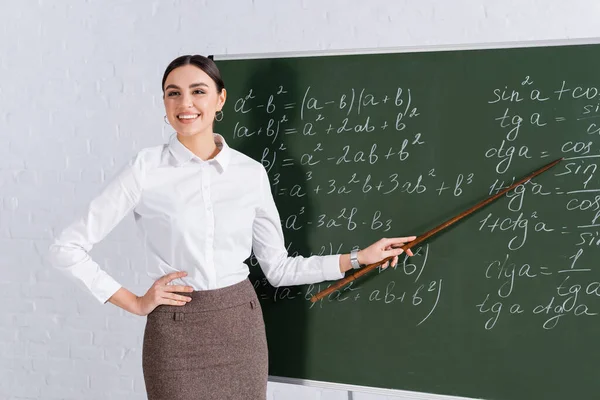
[220,70,600,332]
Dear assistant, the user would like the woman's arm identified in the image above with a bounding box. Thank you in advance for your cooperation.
[47,152,145,304]
[107,287,143,315]
[252,167,414,287]
[107,271,194,316]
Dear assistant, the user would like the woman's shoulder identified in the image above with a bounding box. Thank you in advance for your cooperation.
[128,143,172,170]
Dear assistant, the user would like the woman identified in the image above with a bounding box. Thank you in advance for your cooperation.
[48,54,415,399]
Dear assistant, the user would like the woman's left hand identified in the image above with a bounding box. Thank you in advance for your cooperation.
[358,236,417,269]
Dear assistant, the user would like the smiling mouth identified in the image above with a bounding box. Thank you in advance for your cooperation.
[177,114,200,121]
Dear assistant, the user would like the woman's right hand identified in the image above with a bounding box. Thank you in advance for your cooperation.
[135,271,194,316]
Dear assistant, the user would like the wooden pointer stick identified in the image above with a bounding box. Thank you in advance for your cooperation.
[310,158,563,303]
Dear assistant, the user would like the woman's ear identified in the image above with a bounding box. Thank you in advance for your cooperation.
[218,88,227,109]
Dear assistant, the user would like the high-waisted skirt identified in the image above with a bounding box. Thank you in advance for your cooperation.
[142,279,268,400]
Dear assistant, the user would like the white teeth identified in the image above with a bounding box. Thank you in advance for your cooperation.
[178,114,199,119]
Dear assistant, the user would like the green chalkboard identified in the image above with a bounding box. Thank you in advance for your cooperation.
[214,43,600,400]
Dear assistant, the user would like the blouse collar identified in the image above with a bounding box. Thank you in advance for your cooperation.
[168,132,231,172]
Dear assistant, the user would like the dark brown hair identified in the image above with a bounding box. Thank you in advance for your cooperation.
[161,55,225,94]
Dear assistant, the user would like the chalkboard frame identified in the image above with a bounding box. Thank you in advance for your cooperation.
[211,37,600,399]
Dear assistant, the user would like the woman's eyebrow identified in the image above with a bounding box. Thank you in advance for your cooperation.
[165,82,209,90]
[189,82,209,88]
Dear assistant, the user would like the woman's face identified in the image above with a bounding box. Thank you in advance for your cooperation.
[163,64,226,137]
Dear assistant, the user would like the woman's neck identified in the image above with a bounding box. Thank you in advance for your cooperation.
[177,131,220,161]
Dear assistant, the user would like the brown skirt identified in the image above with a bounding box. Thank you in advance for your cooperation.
[142,279,268,400]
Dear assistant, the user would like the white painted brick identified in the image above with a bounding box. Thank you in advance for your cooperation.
[0,313,14,326]
[105,315,145,333]
[38,386,86,400]
[59,167,83,183]
[8,372,44,398]
[102,346,125,363]
[20,282,65,299]
[70,344,103,360]
[0,154,26,169]
[0,356,33,372]
[76,297,122,316]
[0,283,22,298]
[80,167,104,184]
[0,238,33,254]
[33,298,78,314]
[63,315,107,332]
[2,301,34,314]
[31,357,72,373]
[19,250,44,271]
[133,376,147,393]
[5,1,600,399]
[0,327,17,342]
[0,374,9,395]
[71,358,120,376]
[0,340,27,358]
[50,326,93,347]
[117,347,143,371]
[0,259,32,285]
[17,327,51,344]
[46,372,88,390]
[33,267,67,285]
[9,223,53,240]
[12,170,38,185]
[89,374,134,392]
[28,342,69,359]
[93,330,139,348]
[103,393,148,400]
[13,314,60,333]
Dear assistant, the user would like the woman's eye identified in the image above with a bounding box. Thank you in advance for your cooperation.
[167,91,179,97]
[193,90,205,95]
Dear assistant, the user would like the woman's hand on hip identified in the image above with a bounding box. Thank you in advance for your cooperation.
[135,271,194,316]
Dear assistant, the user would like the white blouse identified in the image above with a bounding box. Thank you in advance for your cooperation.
[48,133,343,304]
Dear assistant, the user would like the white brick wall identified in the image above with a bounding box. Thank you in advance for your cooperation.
[2,1,599,399]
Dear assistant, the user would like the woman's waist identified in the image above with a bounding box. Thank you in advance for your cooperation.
[150,277,257,314]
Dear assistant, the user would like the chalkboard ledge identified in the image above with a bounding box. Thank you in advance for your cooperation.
[212,37,600,61]
[268,376,480,399]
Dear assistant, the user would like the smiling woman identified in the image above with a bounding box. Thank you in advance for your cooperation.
[47,54,415,400]
[162,56,227,161]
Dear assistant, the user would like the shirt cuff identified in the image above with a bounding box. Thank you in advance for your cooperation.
[90,271,123,304]
[321,254,344,281]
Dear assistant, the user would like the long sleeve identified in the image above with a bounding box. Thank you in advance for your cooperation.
[251,167,344,287]
[47,152,145,304]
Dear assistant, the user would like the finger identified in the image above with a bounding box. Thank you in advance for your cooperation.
[391,255,398,268]
[382,236,417,248]
[156,271,188,286]
[382,247,405,259]
[162,285,194,293]
[161,298,188,306]
[381,260,390,269]
[406,248,414,257]
[164,293,192,303]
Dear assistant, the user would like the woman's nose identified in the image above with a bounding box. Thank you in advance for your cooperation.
[180,94,194,107]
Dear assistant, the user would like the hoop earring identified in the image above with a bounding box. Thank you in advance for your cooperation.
[164,115,170,125]
[215,110,224,122]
